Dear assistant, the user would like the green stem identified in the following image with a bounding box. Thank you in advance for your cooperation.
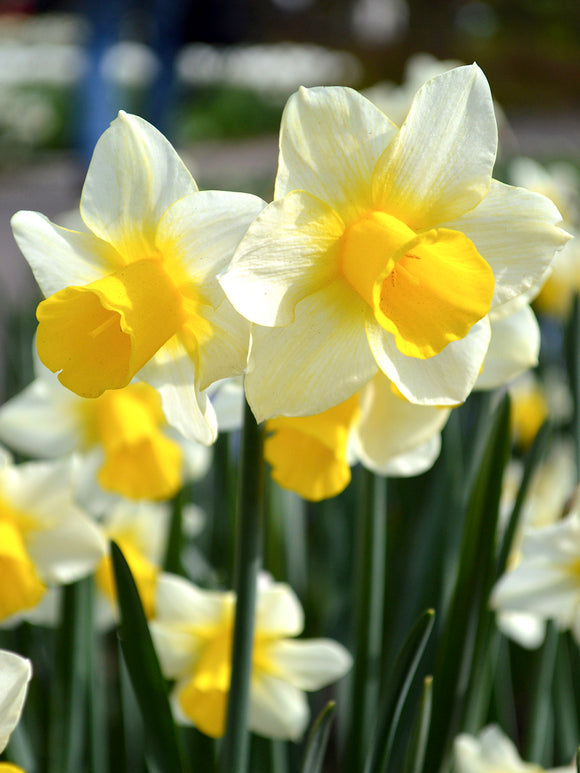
[346,470,387,772]
[219,399,265,773]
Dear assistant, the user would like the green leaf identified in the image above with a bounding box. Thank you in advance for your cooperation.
[300,702,336,773]
[425,393,511,772]
[111,541,186,773]
[364,608,435,773]
[402,676,433,773]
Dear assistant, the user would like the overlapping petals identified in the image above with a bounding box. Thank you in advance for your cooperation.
[11,111,265,444]
[221,64,569,419]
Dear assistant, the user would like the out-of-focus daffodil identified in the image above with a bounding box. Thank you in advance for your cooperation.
[220,65,568,421]
[496,442,576,648]
[0,451,105,623]
[508,373,549,450]
[150,573,352,740]
[265,374,450,501]
[509,157,580,319]
[0,356,211,502]
[94,499,202,623]
[491,502,580,644]
[0,649,31,765]
[454,724,574,773]
[11,111,265,445]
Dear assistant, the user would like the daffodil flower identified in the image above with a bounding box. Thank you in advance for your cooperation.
[149,573,352,740]
[0,354,211,503]
[265,374,450,501]
[11,111,265,444]
[0,649,31,765]
[454,724,574,773]
[220,65,569,420]
[0,452,105,623]
[491,506,580,644]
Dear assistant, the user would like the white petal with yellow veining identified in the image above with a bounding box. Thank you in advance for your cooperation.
[220,191,344,326]
[10,212,120,297]
[372,64,497,229]
[80,111,198,257]
[275,85,398,222]
[246,280,378,421]
[444,180,570,308]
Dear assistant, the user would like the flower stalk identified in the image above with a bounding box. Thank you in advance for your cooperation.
[219,398,265,773]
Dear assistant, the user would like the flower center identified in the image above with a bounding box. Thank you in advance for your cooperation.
[339,210,495,359]
[36,258,187,398]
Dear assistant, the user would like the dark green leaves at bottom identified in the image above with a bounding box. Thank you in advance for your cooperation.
[111,541,186,773]
[300,701,336,773]
[364,609,435,773]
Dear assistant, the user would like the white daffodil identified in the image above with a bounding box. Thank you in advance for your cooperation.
[454,724,574,773]
[0,649,31,758]
[0,353,211,503]
[496,441,576,649]
[11,111,265,445]
[0,454,105,623]
[220,65,569,421]
[94,499,203,626]
[150,573,352,740]
[491,505,580,644]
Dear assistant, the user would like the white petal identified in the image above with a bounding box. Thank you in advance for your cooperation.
[26,509,106,585]
[267,638,352,690]
[80,111,198,257]
[0,459,106,583]
[245,280,378,421]
[157,189,266,302]
[154,573,230,627]
[195,298,251,391]
[220,191,345,327]
[445,180,571,308]
[256,583,304,637]
[372,64,497,229]
[367,315,491,406]
[275,86,398,223]
[496,610,546,650]
[10,211,120,297]
[0,650,32,753]
[149,621,201,681]
[476,304,539,390]
[371,435,443,477]
[353,373,450,472]
[249,675,309,741]
[139,341,218,445]
[492,564,580,627]
[0,378,81,458]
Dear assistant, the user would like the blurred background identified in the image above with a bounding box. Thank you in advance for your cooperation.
[0,0,579,397]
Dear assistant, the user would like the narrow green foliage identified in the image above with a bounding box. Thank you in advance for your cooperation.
[364,609,435,773]
[111,541,186,773]
[219,401,265,773]
[426,394,511,772]
[49,576,93,773]
[346,471,388,772]
[163,490,185,575]
[402,676,433,773]
[300,702,336,773]
[524,623,559,764]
